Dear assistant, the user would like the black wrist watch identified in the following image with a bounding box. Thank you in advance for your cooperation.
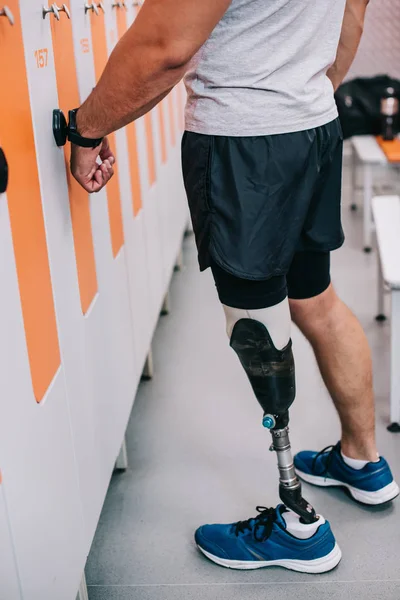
[67,109,103,148]
[52,108,104,148]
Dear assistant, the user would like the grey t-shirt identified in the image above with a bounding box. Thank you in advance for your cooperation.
[184,0,346,136]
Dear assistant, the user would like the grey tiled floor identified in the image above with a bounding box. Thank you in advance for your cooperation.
[86,162,400,600]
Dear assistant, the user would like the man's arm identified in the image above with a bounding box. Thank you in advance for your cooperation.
[77,0,232,138]
[71,0,231,193]
[327,0,370,91]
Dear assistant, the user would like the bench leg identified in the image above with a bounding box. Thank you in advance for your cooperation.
[388,291,400,432]
[363,163,373,253]
[375,257,386,321]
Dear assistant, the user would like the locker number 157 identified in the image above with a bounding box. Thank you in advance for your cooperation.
[34,49,49,69]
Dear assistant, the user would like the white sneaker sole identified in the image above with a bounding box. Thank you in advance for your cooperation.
[197,542,342,573]
[296,469,400,506]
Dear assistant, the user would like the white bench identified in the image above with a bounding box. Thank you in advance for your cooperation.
[372,195,400,432]
[351,136,388,252]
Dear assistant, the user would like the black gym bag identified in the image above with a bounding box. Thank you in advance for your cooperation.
[335,75,400,139]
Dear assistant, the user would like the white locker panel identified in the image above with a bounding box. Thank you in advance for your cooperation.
[21,0,99,550]
[122,4,188,324]
[0,479,21,600]
[161,85,189,283]
[36,0,136,543]
[67,1,137,369]
[0,2,85,598]
[98,0,154,373]
[153,92,186,292]
[122,3,165,332]
[113,128,154,373]
[150,99,169,290]
[68,0,137,539]
[0,188,84,600]
[136,115,165,330]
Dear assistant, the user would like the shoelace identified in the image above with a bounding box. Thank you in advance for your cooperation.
[234,506,279,543]
[311,444,338,476]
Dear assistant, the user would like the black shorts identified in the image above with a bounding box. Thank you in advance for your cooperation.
[182,119,345,281]
[210,251,331,309]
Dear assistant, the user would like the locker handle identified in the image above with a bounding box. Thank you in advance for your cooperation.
[132,1,143,6]
[0,5,14,25]
[96,2,105,12]
[112,2,127,9]
[0,148,9,194]
[85,2,99,15]
[42,4,60,20]
[53,109,68,147]
[54,3,71,18]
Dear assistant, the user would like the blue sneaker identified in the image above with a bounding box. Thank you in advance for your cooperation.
[195,505,341,573]
[294,442,399,506]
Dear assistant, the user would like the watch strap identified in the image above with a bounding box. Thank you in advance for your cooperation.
[67,109,103,148]
[67,129,103,148]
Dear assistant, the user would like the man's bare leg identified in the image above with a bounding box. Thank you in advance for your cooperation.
[289,283,378,462]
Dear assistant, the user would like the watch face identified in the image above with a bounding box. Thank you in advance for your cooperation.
[69,109,78,132]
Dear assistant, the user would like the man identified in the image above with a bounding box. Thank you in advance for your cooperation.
[70,0,398,573]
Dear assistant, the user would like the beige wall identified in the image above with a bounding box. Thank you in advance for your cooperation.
[348,0,400,80]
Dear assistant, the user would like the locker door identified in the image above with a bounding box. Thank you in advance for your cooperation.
[27,0,136,543]
[68,0,138,429]
[100,1,158,366]
[53,0,137,537]
[86,0,152,377]
[126,3,188,295]
[164,82,188,277]
[0,4,85,598]
[114,1,165,333]
[0,475,21,599]
[143,52,178,292]
[164,86,183,269]
[18,0,99,554]
[0,134,21,600]
[158,83,188,288]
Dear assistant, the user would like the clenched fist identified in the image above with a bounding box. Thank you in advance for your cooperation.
[70,137,115,193]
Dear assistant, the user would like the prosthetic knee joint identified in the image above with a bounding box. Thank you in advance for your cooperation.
[230,318,318,524]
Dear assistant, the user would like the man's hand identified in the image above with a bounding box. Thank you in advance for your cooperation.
[70,137,115,193]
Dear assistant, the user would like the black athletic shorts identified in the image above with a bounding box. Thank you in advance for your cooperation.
[182,119,345,282]
[210,251,331,309]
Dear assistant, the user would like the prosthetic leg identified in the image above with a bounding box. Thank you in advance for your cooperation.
[230,318,318,524]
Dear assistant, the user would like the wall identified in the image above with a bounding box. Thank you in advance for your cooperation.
[349,0,400,80]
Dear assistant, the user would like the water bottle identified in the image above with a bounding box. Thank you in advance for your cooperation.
[381,87,399,141]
